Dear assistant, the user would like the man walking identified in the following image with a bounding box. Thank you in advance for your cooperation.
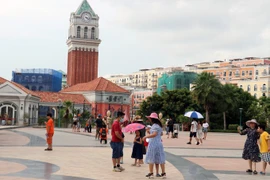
[187,119,200,145]
[87,116,92,133]
[110,111,125,172]
[95,114,103,140]
[45,113,54,151]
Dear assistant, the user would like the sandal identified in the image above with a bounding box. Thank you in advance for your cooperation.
[253,170,258,174]
[260,171,265,175]
[246,169,252,173]
[44,148,52,151]
[146,173,154,178]
[161,173,166,178]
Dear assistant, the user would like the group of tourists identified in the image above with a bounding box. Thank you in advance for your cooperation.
[187,119,209,145]
[238,119,270,175]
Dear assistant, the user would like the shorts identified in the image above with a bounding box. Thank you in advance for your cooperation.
[47,133,54,144]
[261,153,270,162]
[202,128,208,133]
[169,127,173,133]
[190,132,197,138]
[110,142,123,159]
[73,122,77,126]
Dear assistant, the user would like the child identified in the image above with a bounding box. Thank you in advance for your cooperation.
[173,128,178,138]
[144,125,151,152]
[257,124,270,175]
[131,130,143,167]
[99,125,108,144]
[84,122,89,132]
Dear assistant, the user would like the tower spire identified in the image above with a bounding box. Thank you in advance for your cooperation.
[76,0,96,16]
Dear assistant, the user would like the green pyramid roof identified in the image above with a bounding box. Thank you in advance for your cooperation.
[76,0,96,16]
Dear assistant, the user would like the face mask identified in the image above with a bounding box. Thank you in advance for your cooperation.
[120,118,124,123]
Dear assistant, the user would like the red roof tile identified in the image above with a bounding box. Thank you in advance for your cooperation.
[0,77,38,97]
[35,91,89,104]
[61,77,129,93]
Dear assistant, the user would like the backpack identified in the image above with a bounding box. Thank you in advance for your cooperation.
[101,128,107,138]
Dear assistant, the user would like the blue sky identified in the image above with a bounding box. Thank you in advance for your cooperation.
[0,0,270,80]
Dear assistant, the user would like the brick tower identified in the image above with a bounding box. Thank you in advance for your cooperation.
[67,0,101,87]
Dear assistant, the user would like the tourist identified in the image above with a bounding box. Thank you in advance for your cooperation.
[131,130,143,167]
[99,124,108,144]
[87,116,92,133]
[110,111,125,172]
[72,115,77,132]
[197,120,203,144]
[167,117,174,138]
[143,112,166,178]
[202,120,209,140]
[257,124,270,175]
[133,115,146,164]
[45,112,54,151]
[95,114,103,140]
[165,119,169,135]
[237,119,261,174]
[187,119,200,145]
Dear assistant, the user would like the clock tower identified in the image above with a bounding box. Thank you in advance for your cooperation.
[67,0,101,87]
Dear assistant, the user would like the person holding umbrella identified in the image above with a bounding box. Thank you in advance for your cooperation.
[184,111,203,145]
[143,112,166,178]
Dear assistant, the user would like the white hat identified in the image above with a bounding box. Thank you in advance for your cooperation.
[146,125,151,129]
[246,119,258,127]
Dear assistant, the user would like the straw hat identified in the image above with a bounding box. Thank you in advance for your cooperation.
[246,119,258,127]
[134,115,143,122]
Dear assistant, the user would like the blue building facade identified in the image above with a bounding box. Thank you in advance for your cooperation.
[12,69,62,92]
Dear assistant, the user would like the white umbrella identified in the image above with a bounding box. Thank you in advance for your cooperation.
[184,111,204,119]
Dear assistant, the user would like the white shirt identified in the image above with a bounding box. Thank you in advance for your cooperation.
[191,121,198,132]
[203,122,209,128]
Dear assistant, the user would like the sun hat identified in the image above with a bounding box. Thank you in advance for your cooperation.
[246,119,258,127]
[134,115,143,122]
[146,113,159,120]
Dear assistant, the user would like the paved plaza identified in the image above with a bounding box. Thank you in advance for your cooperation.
[0,127,270,180]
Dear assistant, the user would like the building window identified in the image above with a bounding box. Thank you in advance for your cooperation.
[254,93,257,98]
[37,76,43,83]
[263,84,266,90]
[242,71,245,76]
[31,76,36,82]
[254,84,257,91]
[223,72,226,76]
[229,71,232,76]
[240,85,243,89]
[77,26,81,38]
[84,27,88,38]
[91,27,95,39]
[256,70,258,75]
[247,85,250,91]
[24,76,29,82]
[249,71,252,75]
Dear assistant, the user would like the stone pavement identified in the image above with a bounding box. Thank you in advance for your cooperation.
[0,127,269,179]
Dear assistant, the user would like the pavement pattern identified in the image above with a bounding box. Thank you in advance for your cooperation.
[0,126,269,180]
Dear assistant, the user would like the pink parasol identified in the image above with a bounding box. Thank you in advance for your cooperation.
[123,123,145,133]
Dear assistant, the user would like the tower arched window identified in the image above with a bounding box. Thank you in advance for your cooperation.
[84,27,88,38]
[77,26,81,38]
[247,85,250,91]
[91,27,95,39]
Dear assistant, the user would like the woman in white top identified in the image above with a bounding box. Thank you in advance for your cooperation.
[202,120,209,140]
[197,121,203,144]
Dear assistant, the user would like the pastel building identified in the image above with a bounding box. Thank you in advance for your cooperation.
[132,89,154,115]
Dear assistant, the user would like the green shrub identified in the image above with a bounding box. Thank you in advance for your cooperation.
[38,117,46,125]
[228,124,238,130]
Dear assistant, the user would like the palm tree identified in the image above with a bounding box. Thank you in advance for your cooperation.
[62,101,73,128]
[192,72,222,123]
[219,84,239,130]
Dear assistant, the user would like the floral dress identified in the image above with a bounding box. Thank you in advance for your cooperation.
[240,128,261,162]
[145,124,165,164]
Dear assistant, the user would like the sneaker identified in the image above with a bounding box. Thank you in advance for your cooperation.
[187,142,191,144]
[196,142,200,145]
[118,166,125,171]
[113,167,121,172]
[156,174,161,177]
[120,161,124,164]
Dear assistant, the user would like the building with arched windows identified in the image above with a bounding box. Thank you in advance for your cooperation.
[12,69,62,92]
[67,0,101,87]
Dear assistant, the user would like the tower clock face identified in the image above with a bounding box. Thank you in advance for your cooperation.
[82,13,91,23]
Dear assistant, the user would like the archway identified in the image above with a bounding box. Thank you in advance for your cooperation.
[0,102,18,125]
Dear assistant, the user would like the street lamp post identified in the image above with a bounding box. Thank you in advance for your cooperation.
[58,99,62,128]
[239,108,243,128]
[83,100,85,121]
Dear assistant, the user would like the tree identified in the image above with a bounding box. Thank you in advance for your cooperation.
[191,72,222,123]
[62,101,73,128]
[137,89,194,121]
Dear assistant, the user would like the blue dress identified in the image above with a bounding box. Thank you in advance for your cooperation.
[145,124,166,164]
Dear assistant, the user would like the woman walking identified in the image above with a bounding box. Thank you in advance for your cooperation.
[237,119,261,174]
[197,120,203,144]
[143,112,166,178]
[202,120,209,140]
